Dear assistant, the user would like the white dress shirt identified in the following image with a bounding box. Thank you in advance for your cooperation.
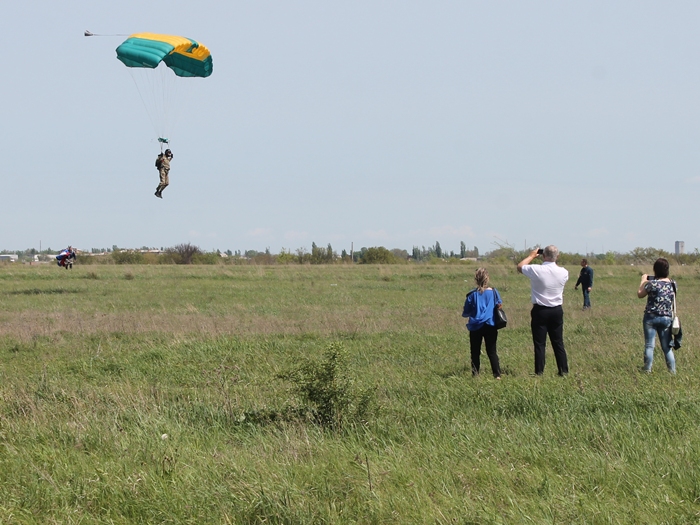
[521,261,569,307]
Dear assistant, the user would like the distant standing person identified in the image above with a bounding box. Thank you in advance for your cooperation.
[154,149,173,198]
[517,246,569,376]
[574,259,594,310]
[637,258,676,374]
[462,268,503,379]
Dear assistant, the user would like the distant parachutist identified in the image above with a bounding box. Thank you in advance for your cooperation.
[56,246,76,269]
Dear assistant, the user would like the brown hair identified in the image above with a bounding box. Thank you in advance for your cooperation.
[474,268,490,293]
[653,258,670,278]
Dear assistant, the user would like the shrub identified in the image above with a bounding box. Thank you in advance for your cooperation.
[112,251,144,264]
[277,342,376,429]
[276,249,297,265]
[359,247,397,264]
[191,252,220,265]
[166,243,201,264]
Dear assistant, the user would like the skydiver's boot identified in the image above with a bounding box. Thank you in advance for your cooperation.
[155,186,162,198]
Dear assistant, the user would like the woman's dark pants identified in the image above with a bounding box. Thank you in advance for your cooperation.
[469,324,500,377]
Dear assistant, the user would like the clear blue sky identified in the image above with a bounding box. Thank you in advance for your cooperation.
[2,1,699,255]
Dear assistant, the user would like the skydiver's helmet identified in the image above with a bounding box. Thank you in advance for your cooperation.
[165,149,173,159]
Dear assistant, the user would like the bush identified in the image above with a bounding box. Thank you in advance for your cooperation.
[359,247,398,264]
[166,243,201,264]
[277,342,376,429]
[276,249,297,265]
[191,252,220,265]
[112,251,145,264]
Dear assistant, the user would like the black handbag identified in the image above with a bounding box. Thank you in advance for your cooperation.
[493,289,507,329]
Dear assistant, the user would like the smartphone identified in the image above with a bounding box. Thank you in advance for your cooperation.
[646,275,656,281]
[537,248,544,255]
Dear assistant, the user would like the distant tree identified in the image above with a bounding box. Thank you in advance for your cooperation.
[296,247,310,264]
[629,247,671,265]
[113,250,145,264]
[434,241,442,258]
[310,242,325,264]
[460,241,466,258]
[277,248,297,264]
[167,243,202,264]
[391,248,409,261]
[360,246,397,264]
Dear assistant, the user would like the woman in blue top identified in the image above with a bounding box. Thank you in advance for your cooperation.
[462,268,503,379]
[637,258,676,374]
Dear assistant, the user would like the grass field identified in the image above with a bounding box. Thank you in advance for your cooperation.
[0,262,699,524]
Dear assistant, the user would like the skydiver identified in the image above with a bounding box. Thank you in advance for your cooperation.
[56,246,76,269]
[154,149,173,198]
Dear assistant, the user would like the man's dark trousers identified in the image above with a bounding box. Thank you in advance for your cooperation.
[531,304,568,375]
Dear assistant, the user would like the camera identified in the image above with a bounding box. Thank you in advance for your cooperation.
[646,275,656,281]
[537,248,544,255]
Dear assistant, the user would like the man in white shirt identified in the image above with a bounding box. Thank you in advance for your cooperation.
[518,245,569,376]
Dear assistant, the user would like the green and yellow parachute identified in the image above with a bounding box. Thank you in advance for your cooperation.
[114,33,213,146]
[116,33,213,78]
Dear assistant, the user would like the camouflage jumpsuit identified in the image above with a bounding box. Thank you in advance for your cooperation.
[155,154,171,195]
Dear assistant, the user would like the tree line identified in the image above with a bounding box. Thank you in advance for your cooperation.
[3,243,697,266]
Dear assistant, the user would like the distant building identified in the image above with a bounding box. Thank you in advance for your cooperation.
[675,241,685,256]
[0,254,18,262]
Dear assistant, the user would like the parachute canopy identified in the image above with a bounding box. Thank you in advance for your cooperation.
[116,33,213,78]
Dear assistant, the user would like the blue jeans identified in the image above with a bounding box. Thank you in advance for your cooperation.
[643,313,675,373]
[582,288,591,308]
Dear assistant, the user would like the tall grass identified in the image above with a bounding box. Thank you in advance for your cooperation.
[0,263,698,523]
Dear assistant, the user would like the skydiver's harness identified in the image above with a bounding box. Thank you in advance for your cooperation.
[156,137,170,169]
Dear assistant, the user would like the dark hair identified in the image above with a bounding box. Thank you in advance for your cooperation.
[653,258,669,278]
[581,258,588,265]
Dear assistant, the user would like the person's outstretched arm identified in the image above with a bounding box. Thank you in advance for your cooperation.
[517,248,540,274]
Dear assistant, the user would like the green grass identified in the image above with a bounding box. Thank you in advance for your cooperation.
[0,263,699,523]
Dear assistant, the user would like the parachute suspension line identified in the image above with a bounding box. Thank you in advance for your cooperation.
[84,30,129,37]
[128,64,183,147]
[128,70,160,139]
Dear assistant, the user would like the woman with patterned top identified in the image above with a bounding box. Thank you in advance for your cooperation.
[637,258,676,374]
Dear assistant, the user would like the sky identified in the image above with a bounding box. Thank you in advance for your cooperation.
[2,1,700,255]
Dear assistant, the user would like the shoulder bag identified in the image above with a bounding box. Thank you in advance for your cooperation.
[492,289,507,330]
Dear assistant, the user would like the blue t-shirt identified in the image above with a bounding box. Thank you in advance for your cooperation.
[462,288,502,331]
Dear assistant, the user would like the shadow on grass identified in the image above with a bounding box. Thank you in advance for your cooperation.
[8,288,81,295]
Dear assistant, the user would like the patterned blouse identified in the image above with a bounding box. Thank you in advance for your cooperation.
[644,280,676,317]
